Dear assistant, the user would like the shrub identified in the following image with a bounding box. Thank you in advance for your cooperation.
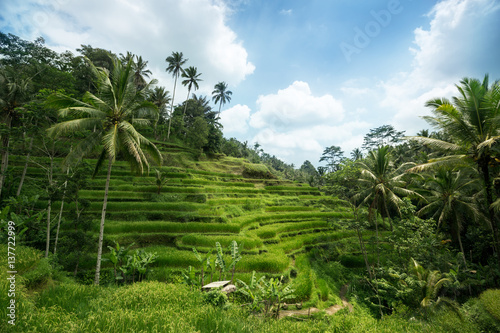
[479,289,500,321]
[242,163,275,179]
[202,289,229,308]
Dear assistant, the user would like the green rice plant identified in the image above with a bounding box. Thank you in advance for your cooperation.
[106,232,177,246]
[265,185,319,191]
[256,230,277,239]
[87,201,206,212]
[207,197,261,206]
[148,246,201,267]
[242,163,275,179]
[265,206,316,212]
[104,221,240,234]
[36,283,101,318]
[316,278,329,301]
[103,211,207,222]
[479,289,500,320]
[238,250,289,273]
[181,234,263,250]
[79,190,147,201]
[292,254,313,301]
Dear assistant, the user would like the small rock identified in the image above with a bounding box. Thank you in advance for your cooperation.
[222,284,236,294]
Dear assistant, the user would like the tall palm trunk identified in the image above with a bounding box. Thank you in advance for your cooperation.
[45,152,54,258]
[479,159,500,268]
[16,136,34,196]
[54,168,69,255]
[183,88,191,120]
[167,75,178,140]
[0,117,12,198]
[94,156,113,285]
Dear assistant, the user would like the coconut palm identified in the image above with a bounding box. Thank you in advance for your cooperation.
[0,67,32,197]
[354,146,422,231]
[165,51,187,139]
[181,66,202,120]
[409,75,500,262]
[149,86,171,139]
[212,81,232,115]
[418,168,483,266]
[133,55,152,90]
[351,148,363,161]
[47,56,162,285]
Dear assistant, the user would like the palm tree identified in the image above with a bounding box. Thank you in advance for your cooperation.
[354,146,421,231]
[149,87,171,139]
[165,51,187,139]
[0,67,32,197]
[133,55,152,90]
[351,148,363,161]
[409,75,500,263]
[47,56,162,285]
[119,51,134,63]
[418,168,482,267]
[212,81,232,115]
[181,66,202,120]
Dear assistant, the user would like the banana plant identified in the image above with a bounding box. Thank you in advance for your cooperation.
[215,242,226,281]
[104,241,135,281]
[228,240,242,283]
[237,271,266,313]
[135,250,157,282]
[192,247,213,286]
[410,258,456,316]
[238,271,294,317]
[152,169,169,194]
[182,265,198,289]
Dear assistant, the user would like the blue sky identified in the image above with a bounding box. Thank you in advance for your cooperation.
[1,0,500,166]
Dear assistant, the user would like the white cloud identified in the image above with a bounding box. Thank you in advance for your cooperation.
[380,0,500,134]
[252,121,370,166]
[249,81,345,129]
[279,9,293,16]
[219,104,251,134]
[0,0,254,97]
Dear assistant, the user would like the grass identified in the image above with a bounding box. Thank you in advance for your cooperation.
[104,221,240,234]
[180,234,263,250]
[3,279,482,333]
[480,289,500,320]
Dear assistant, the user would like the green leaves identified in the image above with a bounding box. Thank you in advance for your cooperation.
[237,271,295,317]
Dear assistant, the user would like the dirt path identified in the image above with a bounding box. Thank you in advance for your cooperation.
[279,284,353,319]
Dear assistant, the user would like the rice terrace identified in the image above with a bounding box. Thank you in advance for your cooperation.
[1,1,500,332]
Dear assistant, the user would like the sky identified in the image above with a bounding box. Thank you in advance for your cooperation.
[1,0,500,167]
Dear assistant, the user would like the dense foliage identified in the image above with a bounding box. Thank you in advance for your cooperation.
[1,32,500,332]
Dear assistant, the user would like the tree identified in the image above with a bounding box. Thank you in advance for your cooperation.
[149,86,171,139]
[319,145,344,172]
[354,146,422,232]
[132,55,152,90]
[181,66,202,121]
[351,148,363,161]
[165,51,187,139]
[418,168,482,267]
[362,125,405,151]
[47,56,162,285]
[409,75,500,266]
[212,81,232,115]
[0,66,33,198]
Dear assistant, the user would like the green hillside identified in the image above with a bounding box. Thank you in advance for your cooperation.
[9,144,358,292]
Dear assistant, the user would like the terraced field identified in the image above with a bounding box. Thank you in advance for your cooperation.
[11,146,364,301]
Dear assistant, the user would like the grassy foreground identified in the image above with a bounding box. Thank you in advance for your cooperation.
[2,245,499,333]
[0,279,480,333]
